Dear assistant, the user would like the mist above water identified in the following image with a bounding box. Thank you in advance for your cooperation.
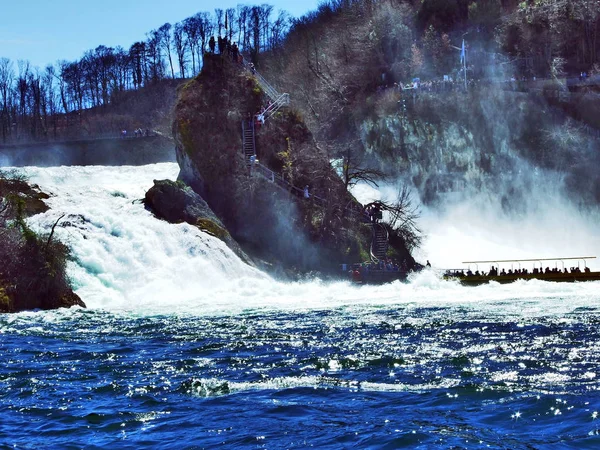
[351,163,600,272]
[420,194,600,272]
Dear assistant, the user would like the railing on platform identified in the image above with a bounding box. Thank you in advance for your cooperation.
[252,161,326,204]
[250,161,368,222]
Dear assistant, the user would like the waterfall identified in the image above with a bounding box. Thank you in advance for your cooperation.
[23,163,265,314]
[349,176,600,271]
[12,162,599,318]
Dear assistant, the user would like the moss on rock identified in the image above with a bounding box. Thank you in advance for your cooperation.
[145,179,252,265]
[0,286,11,313]
[196,218,228,240]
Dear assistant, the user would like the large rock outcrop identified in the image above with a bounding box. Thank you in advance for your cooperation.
[171,54,394,273]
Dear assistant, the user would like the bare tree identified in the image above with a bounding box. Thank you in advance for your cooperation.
[237,6,250,51]
[250,6,261,58]
[215,8,224,37]
[225,8,237,43]
[56,60,71,115]
[158,23,175,79]
[270,10,290,50]
[368,186,422,252]
[260,5,274,51]
[129,42,146,88]
[43,65,59,138]
[146,29,165,82]
[196,12,213,63]
[0,58,14,143]
[173,22,188,78]
[183,16,200,75]
[334,144,386,189]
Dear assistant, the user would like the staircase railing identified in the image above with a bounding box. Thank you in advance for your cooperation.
[247,156,374,225]
[252,162,326,205]
[253,71,281,102]
[263,93,290,119]
[238,57,374,220]
[241,56,289,106]
[241,120,256,162]
[370,222,390,263]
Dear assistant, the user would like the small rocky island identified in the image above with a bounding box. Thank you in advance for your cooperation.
[145,54,418,277]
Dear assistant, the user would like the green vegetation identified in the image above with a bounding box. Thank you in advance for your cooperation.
[0,171,84,313]
[0,286,10,311]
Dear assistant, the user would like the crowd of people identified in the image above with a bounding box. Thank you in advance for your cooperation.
[447,265,591,278]
[120,128,153,138]
[363,202,383,223]
[384,70,599,100]
[395,76,476,94]
[208,35,241,63]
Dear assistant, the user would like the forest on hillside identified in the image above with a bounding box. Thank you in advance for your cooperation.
[259,0,599,166]
[0,0,599,144]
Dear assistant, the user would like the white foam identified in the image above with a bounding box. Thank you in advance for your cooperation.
[23,164,264,314]
[15,163,600,318]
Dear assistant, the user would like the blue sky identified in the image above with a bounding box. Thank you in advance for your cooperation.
[0,0,321,69]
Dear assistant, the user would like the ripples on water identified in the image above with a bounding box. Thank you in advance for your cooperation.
[2,299,600,449]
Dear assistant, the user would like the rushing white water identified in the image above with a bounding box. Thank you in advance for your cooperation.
[17,163,600,317]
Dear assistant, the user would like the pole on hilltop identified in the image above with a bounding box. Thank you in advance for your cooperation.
[463,40,467,90]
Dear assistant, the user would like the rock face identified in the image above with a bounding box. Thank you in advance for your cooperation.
[360,88,600,208]
[145,179,252,264]
[170,54,391,273]
[0,285,85,313]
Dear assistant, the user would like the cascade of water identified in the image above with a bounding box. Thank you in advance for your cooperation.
[13,162,600,318]
[23,163,267,314]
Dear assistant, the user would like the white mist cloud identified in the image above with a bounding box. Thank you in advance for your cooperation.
[352,161,600,272]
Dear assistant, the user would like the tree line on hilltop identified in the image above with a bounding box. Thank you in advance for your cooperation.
[1,0,599,145]
[0,4,289,144]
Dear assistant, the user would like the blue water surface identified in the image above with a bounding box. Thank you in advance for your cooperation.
[2,303,600,449]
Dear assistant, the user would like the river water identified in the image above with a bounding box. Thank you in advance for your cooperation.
[1,163,600,448]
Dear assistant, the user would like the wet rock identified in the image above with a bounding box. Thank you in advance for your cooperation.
[145,179,252,265]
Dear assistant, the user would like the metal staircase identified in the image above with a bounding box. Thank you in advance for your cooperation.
[371,223,389,263]
[242,120,256,164]
[263,93,290,120]
[242,57,290,120]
